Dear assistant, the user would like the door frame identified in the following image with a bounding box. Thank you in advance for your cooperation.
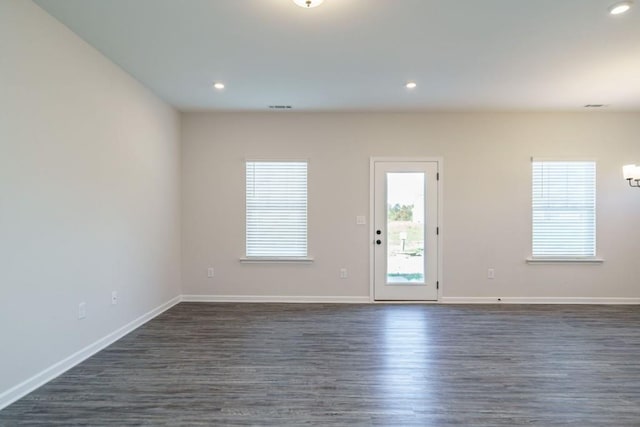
[369,157,444,303]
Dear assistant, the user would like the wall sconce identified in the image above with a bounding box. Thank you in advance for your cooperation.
[623,164,640,188]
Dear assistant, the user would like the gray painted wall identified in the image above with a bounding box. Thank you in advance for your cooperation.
[0,0,182,397]
[181,112,640,299]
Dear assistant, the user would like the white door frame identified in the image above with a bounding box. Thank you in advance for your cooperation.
[369,157,444,303]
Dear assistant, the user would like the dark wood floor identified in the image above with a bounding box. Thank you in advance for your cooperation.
[2,303,640,426]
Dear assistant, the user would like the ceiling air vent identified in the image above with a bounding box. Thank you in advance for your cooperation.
[584,104,607,108]
[269,105,293,110]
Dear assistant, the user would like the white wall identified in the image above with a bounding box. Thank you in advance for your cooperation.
[0,0,181,399]
[181,112,640,300]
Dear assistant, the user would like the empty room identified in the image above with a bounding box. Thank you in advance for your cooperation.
[1,0,640,425]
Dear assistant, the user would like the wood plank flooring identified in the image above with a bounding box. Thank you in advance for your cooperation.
[2,303,640,426]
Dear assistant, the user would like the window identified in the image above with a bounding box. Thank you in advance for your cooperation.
[245,161,308,259]
[531,160,596,260]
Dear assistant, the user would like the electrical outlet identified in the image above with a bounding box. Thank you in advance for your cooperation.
[111,291,118,305]
[78,302,86,319]
[340,268,348,279]
[488,268,495,279]
[207,268,214,278]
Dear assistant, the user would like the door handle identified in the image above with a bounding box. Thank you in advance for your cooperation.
[376,239,382,245]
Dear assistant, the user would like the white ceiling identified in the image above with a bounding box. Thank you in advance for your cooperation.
[35,0,640,112]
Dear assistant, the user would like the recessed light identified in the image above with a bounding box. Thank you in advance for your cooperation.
[405,82,417,89]
[609,1,632,15]
[293,0,324,8]
[213,82,225,90]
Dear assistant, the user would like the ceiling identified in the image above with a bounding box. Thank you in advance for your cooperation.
[35,0,640,112]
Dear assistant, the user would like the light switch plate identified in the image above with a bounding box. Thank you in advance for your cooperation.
[356,216,366,225]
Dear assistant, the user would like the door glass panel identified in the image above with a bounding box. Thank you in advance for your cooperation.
[386,173,425,284]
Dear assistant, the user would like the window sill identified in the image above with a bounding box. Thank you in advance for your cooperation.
[240,257,314,264]
[526,257,604,264]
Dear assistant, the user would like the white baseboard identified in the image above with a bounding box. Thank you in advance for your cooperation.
[441,297,640,304]
[0,295,181,411]
[183,295,640,305]
[181,295,370,304]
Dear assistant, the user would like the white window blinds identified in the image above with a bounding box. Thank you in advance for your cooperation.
[532,160,596,258]
[246,161,308,258]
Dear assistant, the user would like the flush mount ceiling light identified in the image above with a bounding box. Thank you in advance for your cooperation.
[405,82,417,89]
[293,0,324,8]
[609,1,633,15]
[213,82,225,90]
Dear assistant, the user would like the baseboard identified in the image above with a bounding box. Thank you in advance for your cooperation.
[181,294,370,304]
[0,295,181,411]
[441,297,640,304]
[182,295,640,305]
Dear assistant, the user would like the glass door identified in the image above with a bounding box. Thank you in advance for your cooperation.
[373,161,439,301]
